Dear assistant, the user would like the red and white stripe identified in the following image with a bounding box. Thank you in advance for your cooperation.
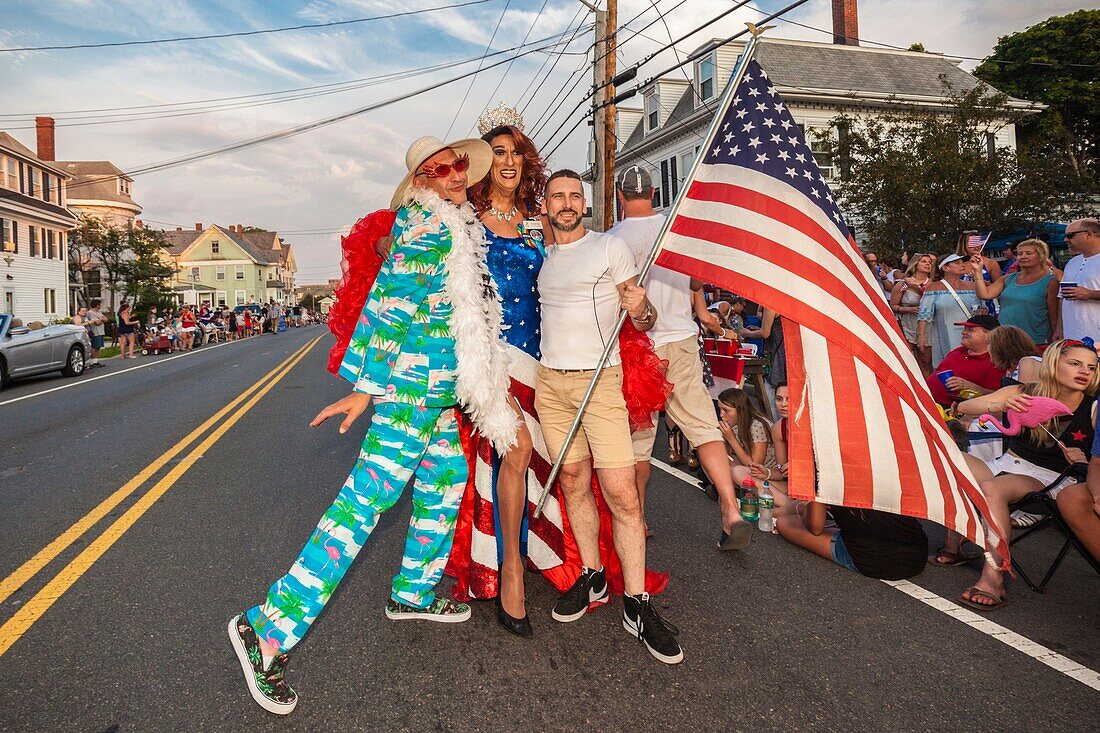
[465,343,566,592]
[657,164,1006,556]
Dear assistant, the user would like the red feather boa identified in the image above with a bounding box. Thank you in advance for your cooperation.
[326,209,396,376]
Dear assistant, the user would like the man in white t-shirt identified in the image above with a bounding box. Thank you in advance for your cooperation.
[535,169,682,664]
[1057,218,1100,340]
[609,165,752,552]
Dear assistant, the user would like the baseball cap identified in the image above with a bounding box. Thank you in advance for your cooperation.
[616,165,652,194]
[954,314,1000,330]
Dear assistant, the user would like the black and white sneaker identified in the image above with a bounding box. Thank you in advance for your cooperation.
[227,614,297,715]
[551,566,609,622]
[623,593,684,664]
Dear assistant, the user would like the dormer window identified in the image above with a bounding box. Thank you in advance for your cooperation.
[645,92,660,133]
[118,177,131,196]
[698,53,716,101]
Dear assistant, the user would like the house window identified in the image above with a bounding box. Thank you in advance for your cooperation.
[235,265,245,280]
[1,219,13,251]
[118,177,131,196]
[190,266,201,282]
[645,92,660,132]
[216,291,227,308]
[796,124,836,181]
[28,168,39,197]
[216,265,225,280]
[211,240,220,254]
[698,53,716,101]
[29,226,38,257]
[46,229,55,259]
[86,269,102,299]
[235,290,246,305]
[44,288,56,315]
[5,158,14,190]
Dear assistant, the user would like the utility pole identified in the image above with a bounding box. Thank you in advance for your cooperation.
[583,0,616,231]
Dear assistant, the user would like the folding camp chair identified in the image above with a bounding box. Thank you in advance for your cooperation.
[1007,462,1100,592]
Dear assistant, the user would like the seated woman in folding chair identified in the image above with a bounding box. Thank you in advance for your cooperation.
[939,339,1098,611]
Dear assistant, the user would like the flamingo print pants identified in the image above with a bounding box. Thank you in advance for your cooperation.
[245,400,467,652]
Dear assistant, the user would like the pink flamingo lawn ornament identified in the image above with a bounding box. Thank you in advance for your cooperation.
[979,396,1072,444]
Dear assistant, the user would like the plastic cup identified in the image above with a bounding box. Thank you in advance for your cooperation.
[937,370,954,389]
[1060,281,1078,299]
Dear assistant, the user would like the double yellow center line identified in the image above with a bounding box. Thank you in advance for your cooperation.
[0,335,322,657]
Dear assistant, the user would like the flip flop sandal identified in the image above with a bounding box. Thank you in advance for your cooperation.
[1010,510,1043,529]
[927,548,980,567]
[718,521,753,551]
[959,586,1010,612]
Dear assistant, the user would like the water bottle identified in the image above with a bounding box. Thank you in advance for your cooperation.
[758,481,775,532]
[739,478,758,522]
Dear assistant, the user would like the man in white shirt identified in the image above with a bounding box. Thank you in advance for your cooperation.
[608,165,753,552]
[535,169,682,664]
[1057,218,1100,340]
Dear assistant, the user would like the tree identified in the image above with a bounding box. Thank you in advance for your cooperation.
[68,215,128,311]
[118,227,176,309]
[974,10,1100,185]
[818,81,1097,255]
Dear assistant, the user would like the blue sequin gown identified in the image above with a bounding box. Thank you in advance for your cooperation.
[450,222,565,600]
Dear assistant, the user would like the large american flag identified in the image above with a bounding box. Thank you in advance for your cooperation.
[654,59,1007,560]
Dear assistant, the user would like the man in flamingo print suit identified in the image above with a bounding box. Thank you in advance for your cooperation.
[228,134,515,716]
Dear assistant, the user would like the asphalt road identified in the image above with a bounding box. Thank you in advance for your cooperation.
[1,327,1097,733]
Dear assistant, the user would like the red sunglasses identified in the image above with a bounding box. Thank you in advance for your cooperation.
[417,155,470,178]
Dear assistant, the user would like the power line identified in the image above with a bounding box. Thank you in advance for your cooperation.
[743,3,1100,70]
[516,3,588,113]
[60,25,593,195]
[1,41,581,130]
[445,0,514,140]
[0,0,498,53]
[466,0,552,137]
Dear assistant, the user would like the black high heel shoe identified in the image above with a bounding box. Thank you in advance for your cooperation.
[496,597,533,638]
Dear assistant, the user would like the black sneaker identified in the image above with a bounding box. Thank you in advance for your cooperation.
[384,598,471,623]
[551,566,609,622]
[227,614,297,715]
[623,593,684,664]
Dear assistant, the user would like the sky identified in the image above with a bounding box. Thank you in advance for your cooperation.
[0,0,1084,283]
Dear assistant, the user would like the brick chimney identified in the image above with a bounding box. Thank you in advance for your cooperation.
[832,0,859,46]
[195,222,203,230]
[35,116,56,161]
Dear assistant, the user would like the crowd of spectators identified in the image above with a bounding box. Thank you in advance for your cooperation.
[680,218,1100,598]
[73,298,322,358]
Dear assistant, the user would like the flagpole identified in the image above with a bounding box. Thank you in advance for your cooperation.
[533,24,770,518]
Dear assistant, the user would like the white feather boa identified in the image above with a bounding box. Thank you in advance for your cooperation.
[408,187,519,453]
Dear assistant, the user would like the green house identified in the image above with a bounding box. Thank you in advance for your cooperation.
[161,223,297,308]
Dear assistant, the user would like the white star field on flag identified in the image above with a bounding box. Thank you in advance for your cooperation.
[703,60,849,234]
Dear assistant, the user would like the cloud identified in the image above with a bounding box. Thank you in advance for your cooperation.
[1,0,1083,281]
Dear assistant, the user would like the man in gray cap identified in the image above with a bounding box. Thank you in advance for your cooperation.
[228,135,518,715]
[608,165,752,552]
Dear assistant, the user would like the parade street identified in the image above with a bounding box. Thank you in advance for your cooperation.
[0,327,1097,733]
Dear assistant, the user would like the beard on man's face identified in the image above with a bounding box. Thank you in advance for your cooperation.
[549,207,581,232]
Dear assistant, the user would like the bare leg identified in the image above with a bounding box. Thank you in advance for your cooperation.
[635,459,651,534]
[595,465,646,596]
[704,442,746,533]
[497,401,533,618]
[776,509,838,561]
[962,473,1041,606]
[1057,484,1100,562]
[559,460,600,569]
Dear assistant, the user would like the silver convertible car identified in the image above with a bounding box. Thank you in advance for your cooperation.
[0,313,90,389]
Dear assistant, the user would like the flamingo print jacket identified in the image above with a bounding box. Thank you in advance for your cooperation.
[337,203,457,407]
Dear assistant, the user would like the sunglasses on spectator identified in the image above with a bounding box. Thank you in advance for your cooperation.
[1065,231,1086,240]
[417,155,470,178]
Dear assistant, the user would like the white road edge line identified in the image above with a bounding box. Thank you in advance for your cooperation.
[650,458,1100,692]
[2,337,255,408]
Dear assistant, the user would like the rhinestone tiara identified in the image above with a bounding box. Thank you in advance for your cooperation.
[477,101,525,136]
